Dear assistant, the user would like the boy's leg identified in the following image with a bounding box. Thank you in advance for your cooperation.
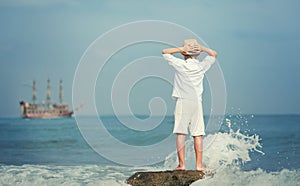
[175,133,186,170]
[194,135,205,171]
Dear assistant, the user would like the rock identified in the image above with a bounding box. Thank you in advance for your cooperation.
[126,170,205,186]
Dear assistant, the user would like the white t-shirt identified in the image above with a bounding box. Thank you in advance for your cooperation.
[163,54,216,100]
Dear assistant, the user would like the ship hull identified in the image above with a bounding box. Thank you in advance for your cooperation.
[20,101,73,119]
[21,112,73,119]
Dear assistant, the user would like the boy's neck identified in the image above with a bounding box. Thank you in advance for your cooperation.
[184,56,197,60]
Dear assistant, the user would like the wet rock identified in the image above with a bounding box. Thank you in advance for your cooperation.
[126,170,205,186]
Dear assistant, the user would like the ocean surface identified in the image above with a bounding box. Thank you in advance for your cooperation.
[0,115,299,185]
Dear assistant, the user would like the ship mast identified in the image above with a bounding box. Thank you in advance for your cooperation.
[46,79,51,106]
[59,79,63,103]
[32,80,37,104]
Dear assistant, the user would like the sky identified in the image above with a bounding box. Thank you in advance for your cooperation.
[0,0,300,117]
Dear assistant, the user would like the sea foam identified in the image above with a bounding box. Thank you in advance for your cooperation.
[164,118,300,185]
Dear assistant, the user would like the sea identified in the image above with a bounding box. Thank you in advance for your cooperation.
[0,114,299,186]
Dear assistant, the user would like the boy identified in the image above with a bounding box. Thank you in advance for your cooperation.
[162,39,217,171]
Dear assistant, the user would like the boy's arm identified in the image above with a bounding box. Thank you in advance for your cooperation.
[200,46,218,57]
[162,47,184,54]
[162,46,218,57]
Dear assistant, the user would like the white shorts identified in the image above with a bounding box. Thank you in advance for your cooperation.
[173,98,205,136]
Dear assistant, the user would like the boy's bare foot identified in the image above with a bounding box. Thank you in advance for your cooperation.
[174,165,186,171]
[196,166,206,171]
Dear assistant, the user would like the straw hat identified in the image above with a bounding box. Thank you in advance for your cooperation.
[182,39,202,56]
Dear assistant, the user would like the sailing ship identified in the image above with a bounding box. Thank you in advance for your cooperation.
[19,79,73,119]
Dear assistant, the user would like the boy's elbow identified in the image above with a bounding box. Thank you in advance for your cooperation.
[162,49,167,54]
[211,50,218,57]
